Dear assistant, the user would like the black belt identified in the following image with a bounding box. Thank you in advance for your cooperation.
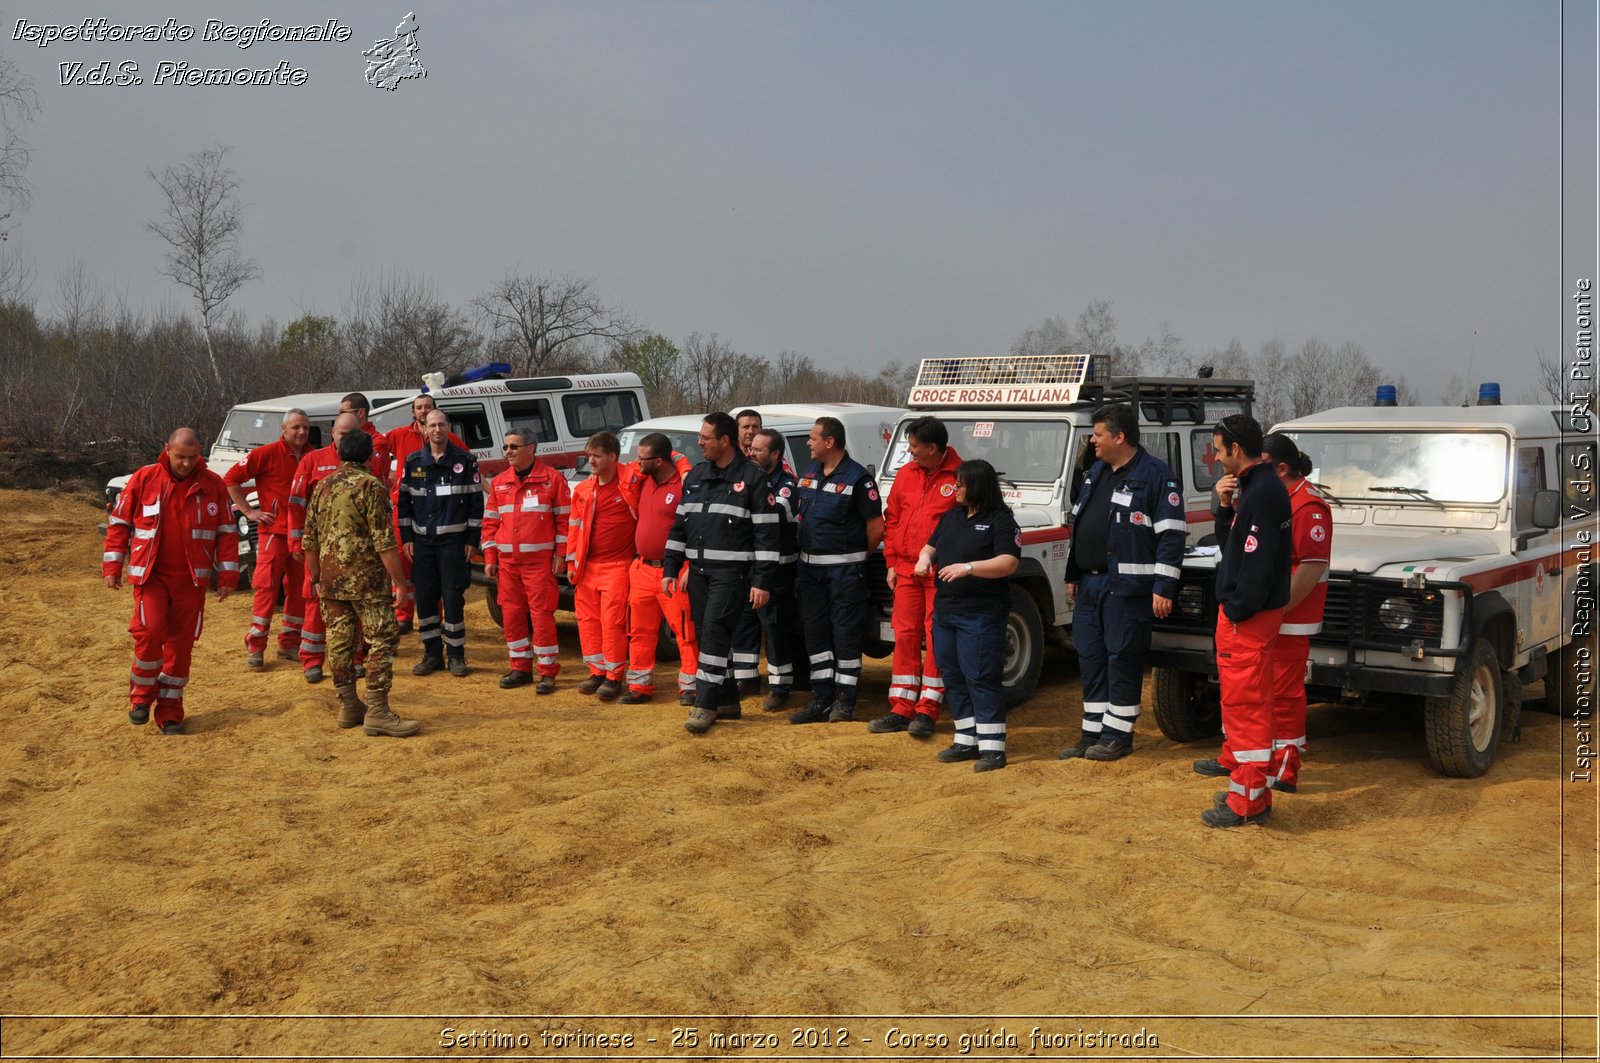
[641,559,664,568]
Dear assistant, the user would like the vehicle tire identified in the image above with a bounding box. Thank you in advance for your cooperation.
[1002,586,1045,707]
[485,582,503,629]
[1423,639,1501,778]
[1152,666,1223,742]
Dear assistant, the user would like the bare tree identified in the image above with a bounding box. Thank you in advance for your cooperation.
[0,48,39,241]
[1528,348,1572,404]
[1078,299,1135,374]
[344,272,481,386]
[1135,322,1188,375]
[1251,338,1291,427]
[473,272,636,376]
[1010,314,1077,360]
[146,145,260,390]
[680,332,744,411]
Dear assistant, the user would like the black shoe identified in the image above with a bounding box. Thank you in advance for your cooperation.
[937,743,980,763]
[761,689,790,712]
[789,699,831,725]
[1085,737,1133,761]
[304,665,325,684]
[678,690,696,707]
[974,751,1007,773]
[596,680,622,701]
[1057,735,1096,760]
[1193,758,1230,777]
[499,670,533,689]
[396,619,413,635]
[128,705,150,726]
[246,652,264,670]
[827,701,855,723]
[908,713,936,739]
[1270,779,1298,793]
[577,674,605,695]
[867,712,912,734]
[448,658,469,678]
[535,675,557,695]
[718,697,744,720]
[1214,790,1230,808]
[1201,803,1271,828]
[157,721,183,735]
[412,656,443,676]
[619,690,652,704]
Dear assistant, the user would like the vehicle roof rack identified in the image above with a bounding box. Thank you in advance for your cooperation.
[1081,377,1256,425]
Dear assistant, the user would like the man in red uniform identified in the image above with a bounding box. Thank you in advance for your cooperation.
[1262,431,1332,793]
[339,392,392,492]
[567,431,638,701]
[383,393,467,632]
[624,433,699,705]
[1199,414,1292,828]
[224,408,311,669]
[288,413,387,683]
[103,428,239,734]
[869,415,962,738]
[482,430,571,693]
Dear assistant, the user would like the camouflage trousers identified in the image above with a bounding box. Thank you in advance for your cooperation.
[321,595,398,692]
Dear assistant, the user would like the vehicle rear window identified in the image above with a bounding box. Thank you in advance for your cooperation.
[564,391,643,438]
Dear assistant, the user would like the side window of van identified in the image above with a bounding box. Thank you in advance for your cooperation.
[1145,431,1184,493]
[440,403,493,451]
[563,391,643,437]
[1190,429,1222,493]
[502,398,557,444]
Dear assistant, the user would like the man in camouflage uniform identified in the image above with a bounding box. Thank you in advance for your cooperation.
[302,429,420,737]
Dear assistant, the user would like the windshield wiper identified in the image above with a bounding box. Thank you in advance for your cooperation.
[1368,485,1445,508]
[995,471,1019,491]
[1309,481,1347,506]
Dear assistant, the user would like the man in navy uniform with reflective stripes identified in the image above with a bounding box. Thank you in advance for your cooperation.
[789,416,885,725]
[663,412,780,735]
[399,408,483,678]
[1059,403,1186,761]
[732,428,801,711]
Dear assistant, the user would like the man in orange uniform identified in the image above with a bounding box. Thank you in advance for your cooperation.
[339,392,392,490]
[103,428,239,734]
[287,412,388,683]
[224,408,311,669]
[383,393,466,632]
[482,430,571,693]
[567,431,639,701]
[869,415,962,738]
[623,433,699,705]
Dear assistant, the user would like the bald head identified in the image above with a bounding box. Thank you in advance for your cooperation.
[331,412,360,449]
[165,427,203,480]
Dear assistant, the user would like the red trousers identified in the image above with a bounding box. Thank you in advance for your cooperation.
[888,573,944,720]
[129,573,207,727]
[575,558,630,680]
[498,560,561,677]
[1268,633,1310,790]
[392,513,415,622]
[1216,606,1282,817]
[246,534,304,654]
[626,559,698,696]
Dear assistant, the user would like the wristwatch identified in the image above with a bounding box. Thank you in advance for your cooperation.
[964,563,974,576]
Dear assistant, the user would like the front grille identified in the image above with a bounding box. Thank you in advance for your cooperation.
[1313,578,1447,649]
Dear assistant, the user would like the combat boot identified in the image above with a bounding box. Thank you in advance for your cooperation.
[334,684,368,729]
[363,689,420,738]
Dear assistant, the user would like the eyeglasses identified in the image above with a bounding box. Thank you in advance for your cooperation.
[697,435,717,444]
[504,444,524,451]
[1214,418,1239,449]
[638,455,661,464]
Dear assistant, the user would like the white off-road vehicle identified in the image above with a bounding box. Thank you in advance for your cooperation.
[1149,393,1596,777]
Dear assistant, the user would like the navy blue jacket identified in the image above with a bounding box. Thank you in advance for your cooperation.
[1215,460,1292,622]
[761,462,800,566]
[664,453,780,591]
[1064,445,1186,599]
[793,452,882,565]
[399,442,483,546]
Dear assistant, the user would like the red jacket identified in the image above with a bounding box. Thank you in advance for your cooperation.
[222,438,310,541]
[883,445,962,575]
[566,454,692,581]
[1280,478,1333,635]
[482,460,571,566]
[105,452,240,589]
[286,442,388,546]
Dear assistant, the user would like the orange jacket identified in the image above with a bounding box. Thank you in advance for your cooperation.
[222,438,309,541]
[567,454,691,581]
[105,452,240,589]
[482,460,571,567]
[883,445,962,574]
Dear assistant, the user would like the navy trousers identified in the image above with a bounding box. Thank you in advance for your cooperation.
[1072,572,1153,741]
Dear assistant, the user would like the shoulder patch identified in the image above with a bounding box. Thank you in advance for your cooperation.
[1167,492,1181,507]
[1309,524,1327,543]
[1244,534,1259,553]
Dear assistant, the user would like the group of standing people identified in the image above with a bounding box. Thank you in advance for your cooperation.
[103,392,1330,828]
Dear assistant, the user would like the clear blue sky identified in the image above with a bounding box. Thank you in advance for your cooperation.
[4,1,1594,396]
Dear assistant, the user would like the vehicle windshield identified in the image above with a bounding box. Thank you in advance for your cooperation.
[883,419,1072,483]
[1286,431,1510,504]
[616,427,702,464]
[216,409,293,452]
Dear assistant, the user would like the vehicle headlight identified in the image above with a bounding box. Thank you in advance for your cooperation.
[1177,584,1205,618]
[1378,597,1416,632]
[237,515,252,537]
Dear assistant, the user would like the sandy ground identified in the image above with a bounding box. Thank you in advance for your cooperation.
[0,490,1594,1062]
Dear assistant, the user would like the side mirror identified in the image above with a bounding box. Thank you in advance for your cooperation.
[1532,489,1560,529]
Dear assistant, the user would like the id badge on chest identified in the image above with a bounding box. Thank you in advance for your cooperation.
[1111,490,1133,507]
[523,493,538,512]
